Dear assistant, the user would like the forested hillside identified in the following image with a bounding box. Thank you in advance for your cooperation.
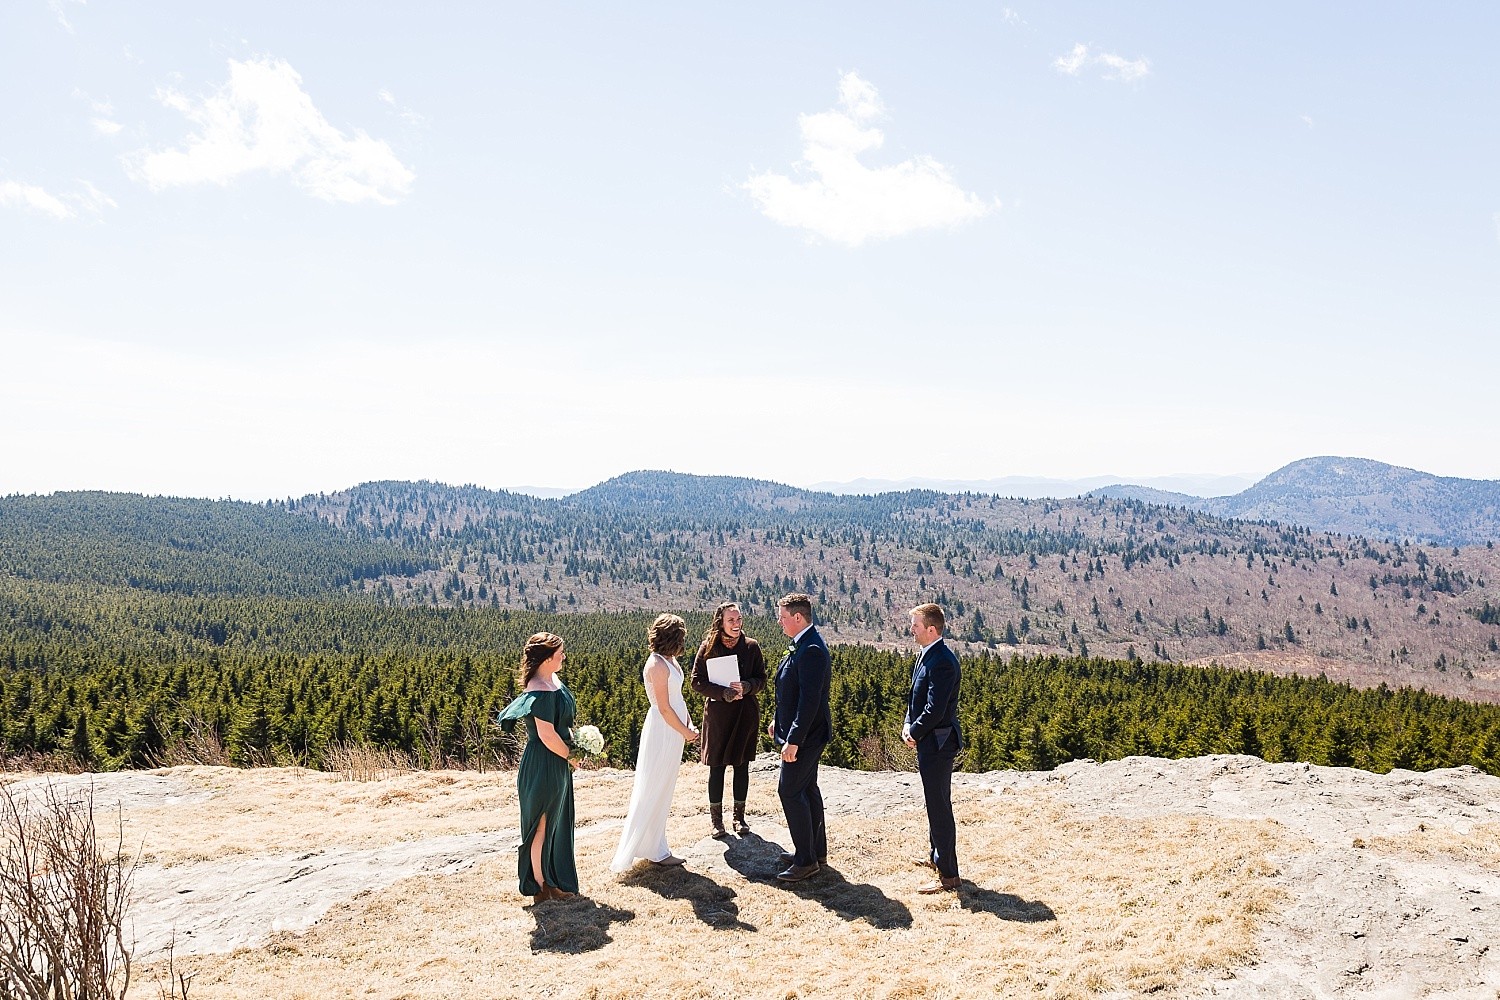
[2,578,1496,777]
[6,474,1500,702]
[0,491,432,595]
[280,473,1500,700]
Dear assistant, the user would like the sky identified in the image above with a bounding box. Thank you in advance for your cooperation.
[3,2,1498,500]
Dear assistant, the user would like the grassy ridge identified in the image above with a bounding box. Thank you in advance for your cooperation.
[2,579,1497,775]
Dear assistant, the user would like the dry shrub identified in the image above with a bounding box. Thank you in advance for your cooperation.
[0,780,135,1000]
[452,717,525,772]
[855,731,918,772]
[321,742,415,782]
[147,716,230,769]
[570,754,610,772]
[0,751,86,775]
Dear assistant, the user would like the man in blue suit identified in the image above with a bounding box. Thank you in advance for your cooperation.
[903,602,963,893]
[768,593,831,882]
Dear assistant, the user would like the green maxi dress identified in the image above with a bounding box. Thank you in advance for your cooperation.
[497,685,579,895]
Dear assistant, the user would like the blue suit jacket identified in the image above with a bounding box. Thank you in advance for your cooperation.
[773,626,831,749]
[905,639,962,753]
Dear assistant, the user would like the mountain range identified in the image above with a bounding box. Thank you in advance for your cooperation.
[512,457,1500,546]
[808,472,1260,500]
[5,456,1499,702]
[1090,456,1500,546]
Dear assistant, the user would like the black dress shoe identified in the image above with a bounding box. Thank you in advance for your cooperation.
[779,851,828,866]
[776,862,820,882]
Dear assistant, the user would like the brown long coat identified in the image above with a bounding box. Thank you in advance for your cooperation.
[690,636,767,767]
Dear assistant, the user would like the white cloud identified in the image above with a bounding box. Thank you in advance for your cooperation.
[130,56,415,205]
[1096,51,1151,82]
[743,72,996,247]
[1054,44,1151,82]
[0,179,72,219]
[49,0,84,33]
[1053,43,1089,75]
[1300,114,1315,129]
[377,87,427,127]
[71,91,123,136]
[0,177,115,220]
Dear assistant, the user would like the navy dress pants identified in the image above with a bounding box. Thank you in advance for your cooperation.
[917,745,960,878]
[778,744,826,866]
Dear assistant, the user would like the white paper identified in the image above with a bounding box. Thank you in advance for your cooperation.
[705,655,740,688]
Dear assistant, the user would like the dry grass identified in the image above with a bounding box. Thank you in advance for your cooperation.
[0,752,86,777]
[1362,821,1500,872]
[320,741,417,782]
[115,763,1289,999]
[114,765,635,867]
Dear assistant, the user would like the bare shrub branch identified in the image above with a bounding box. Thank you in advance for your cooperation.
[0,781,135,1000]
[147,715,230,769]
[152,934,194,1000]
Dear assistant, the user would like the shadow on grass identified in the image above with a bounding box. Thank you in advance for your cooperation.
[621,864,757,931]
[527,896,635,954]
[959,885,1056,923]
[724,832,913,930]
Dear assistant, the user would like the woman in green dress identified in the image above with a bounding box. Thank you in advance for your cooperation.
[497,632,579,903]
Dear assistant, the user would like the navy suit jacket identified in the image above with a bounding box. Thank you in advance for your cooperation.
[773,626,831,749]
[905,639,963,753]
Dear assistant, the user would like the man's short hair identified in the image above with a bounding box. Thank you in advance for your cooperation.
[910,603,945,631]
[778,593,813,623]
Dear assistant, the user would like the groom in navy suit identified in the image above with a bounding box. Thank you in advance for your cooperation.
[903,602,963,893]
[768,593,831,882]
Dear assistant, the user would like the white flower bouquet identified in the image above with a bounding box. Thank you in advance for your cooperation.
[572,724,605,757]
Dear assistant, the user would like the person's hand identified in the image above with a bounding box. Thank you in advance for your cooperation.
[728,682,744,700]
[685,727,701,744]
[781,743,798,763]
[767,720,775,739]
[904,735,917,749]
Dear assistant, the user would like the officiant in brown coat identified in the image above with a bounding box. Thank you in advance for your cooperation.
[690,601,767,837]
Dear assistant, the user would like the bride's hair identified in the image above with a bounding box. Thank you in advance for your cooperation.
[647,614,687,658]
[519,632,564,685]
[702,601,741,652]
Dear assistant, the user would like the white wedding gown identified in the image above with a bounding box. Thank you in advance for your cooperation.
[610,653,690,871]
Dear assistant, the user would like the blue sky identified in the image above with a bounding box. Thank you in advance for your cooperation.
[3,2,1498,499]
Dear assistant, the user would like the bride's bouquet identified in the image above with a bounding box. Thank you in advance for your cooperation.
[572,724,605,758]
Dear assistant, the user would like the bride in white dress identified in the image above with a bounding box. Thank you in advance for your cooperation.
[611,614,700,871]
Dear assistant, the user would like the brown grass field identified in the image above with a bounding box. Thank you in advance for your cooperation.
[93,762,1294,1000]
